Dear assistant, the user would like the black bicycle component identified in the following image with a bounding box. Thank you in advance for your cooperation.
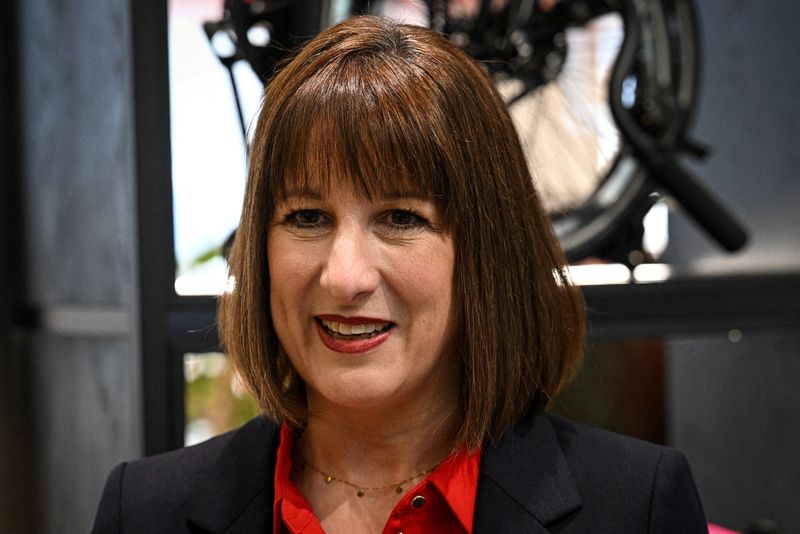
[227,0,298,83]
[203,18,249,145]
[203,0,317,147]
[608,0,747,251]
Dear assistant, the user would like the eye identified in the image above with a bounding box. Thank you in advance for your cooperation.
[283,209,328,229]
[381,209,428,231]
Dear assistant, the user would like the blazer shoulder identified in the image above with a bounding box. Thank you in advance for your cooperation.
[548,413,667,464]
[546,414,707,532]
[91,416,280,534]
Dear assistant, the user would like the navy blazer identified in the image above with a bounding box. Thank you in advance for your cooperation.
[91,412,707,533]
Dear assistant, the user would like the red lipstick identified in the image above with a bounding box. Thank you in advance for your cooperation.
[315,315,394,354]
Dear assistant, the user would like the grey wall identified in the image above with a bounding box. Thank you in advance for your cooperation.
[668,331,800,530]
[665,0,800,530]
[16,0,144,531]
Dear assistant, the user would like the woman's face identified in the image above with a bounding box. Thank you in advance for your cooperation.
[268,181,459,414]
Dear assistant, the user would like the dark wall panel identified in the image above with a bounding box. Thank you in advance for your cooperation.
[0,1,33,532]
[667,332,800,530]
[16,0,145,532]
[665,0,800,530]
[18,0,138,306]
[31,336,142,533]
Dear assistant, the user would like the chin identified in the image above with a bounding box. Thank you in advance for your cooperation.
[314,377,405,411]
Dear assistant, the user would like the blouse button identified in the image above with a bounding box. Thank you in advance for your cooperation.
[411,495,426,508]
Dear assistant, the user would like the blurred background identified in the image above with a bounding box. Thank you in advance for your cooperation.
[1,0,799,532]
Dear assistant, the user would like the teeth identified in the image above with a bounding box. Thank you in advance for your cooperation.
[350,324,365,335]
[321,319,389,336]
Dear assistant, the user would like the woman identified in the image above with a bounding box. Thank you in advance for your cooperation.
[92,15,706,533]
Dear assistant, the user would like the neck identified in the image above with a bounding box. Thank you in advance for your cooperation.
[296,389,459,487]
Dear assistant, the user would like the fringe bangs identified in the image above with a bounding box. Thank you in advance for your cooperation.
[263,52,451,214]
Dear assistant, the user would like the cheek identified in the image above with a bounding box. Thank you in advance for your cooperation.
[268,238,316,292]
[395,240,455,316]
[267,238,314,329]
[424,238,456,292]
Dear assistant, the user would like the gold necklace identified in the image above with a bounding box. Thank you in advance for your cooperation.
[298,456,438,498]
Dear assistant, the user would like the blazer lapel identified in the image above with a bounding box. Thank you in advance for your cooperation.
[473,412,581,533]
[186,416,281,533]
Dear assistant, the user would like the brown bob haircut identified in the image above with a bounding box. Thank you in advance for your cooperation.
[219,15,585,450]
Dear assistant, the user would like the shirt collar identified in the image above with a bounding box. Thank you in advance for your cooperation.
[427,446,482,532]
[273,424,318,534]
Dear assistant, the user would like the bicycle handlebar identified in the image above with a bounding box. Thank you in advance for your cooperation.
[645,155,747,252]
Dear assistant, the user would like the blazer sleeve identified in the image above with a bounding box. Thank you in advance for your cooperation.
[648,448,707,533]
[90,462,126,534]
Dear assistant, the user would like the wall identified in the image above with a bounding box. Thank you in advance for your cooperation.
[665,0,800,530]
[16,0,144,531]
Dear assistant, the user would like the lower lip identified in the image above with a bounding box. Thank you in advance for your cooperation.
[315,321,393,354]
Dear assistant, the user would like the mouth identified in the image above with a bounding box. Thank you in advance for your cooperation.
[314,315,395,354]
[316,317,395,340]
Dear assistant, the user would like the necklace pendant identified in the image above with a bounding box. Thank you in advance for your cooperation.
[325,475,332,483]
[356,490,365,497]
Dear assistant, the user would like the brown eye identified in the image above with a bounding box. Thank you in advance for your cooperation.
[285,210,326,228]
[383,210,427,231]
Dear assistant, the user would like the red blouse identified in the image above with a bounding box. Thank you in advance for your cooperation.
[273,424,482,534]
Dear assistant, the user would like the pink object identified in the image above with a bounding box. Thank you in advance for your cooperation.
[708,523,739,534]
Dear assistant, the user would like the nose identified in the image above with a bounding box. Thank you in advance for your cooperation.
[319,224,380,303]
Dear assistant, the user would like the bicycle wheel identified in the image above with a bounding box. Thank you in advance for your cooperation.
[342,0,700,261]
[551,0,700,260]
